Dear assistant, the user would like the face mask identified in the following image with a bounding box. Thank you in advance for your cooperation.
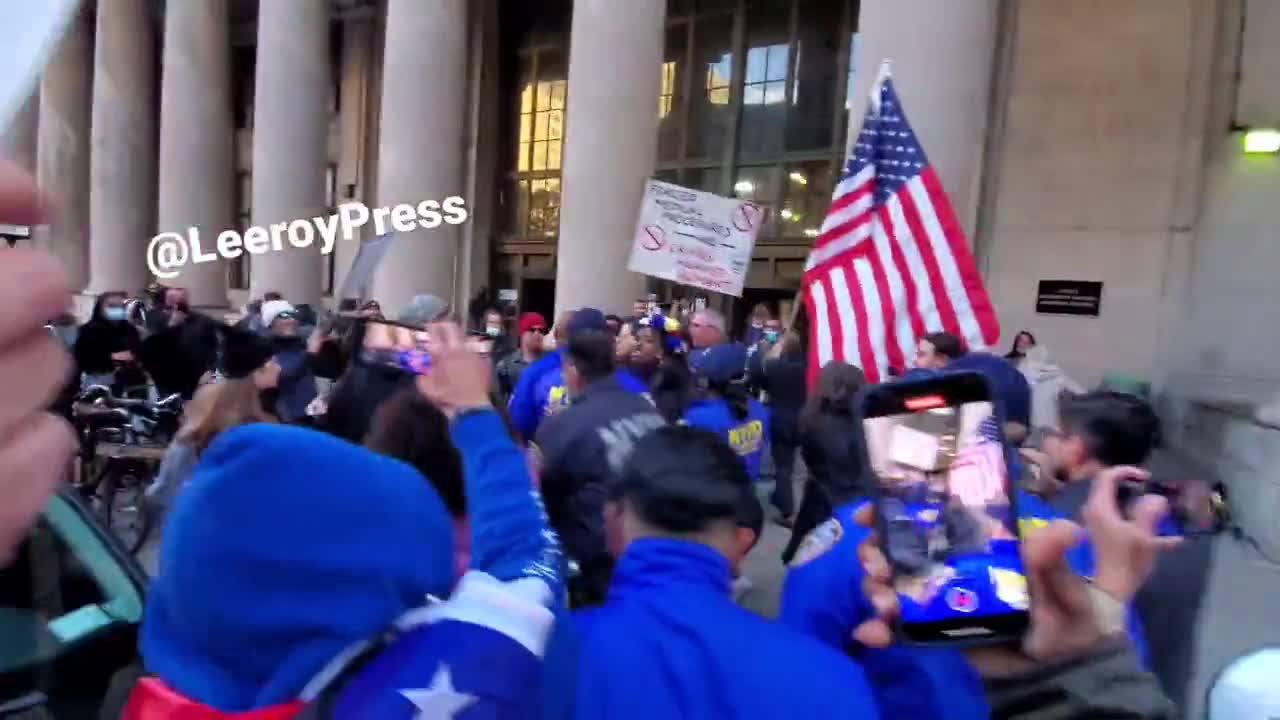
[752,321,764,330]
[486,326,501,338]
[764,331,779,343]
[105,308,127,322]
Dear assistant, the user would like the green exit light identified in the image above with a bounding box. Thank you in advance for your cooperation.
[1243,129,1280,154]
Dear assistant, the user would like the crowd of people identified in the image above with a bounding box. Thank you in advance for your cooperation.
[0,154,1249,718]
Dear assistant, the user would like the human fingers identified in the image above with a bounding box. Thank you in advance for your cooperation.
[1083,465,1149,526]
[1022,519,1088,615]
[1129,493,1171,536]
[852,618,893,648]
[0,251,72,344]
[0,159,51,225]
[0,330,71,437]
[857,536,891,582]
[429,320,465,351]
[852,501,875,529]
[0,413,76,562]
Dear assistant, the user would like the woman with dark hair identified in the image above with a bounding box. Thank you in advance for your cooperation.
[781,361,868,563]
[629,314,694,423]
[1004,330,1037,362]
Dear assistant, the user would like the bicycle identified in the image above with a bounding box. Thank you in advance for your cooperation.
[71,385,183,554]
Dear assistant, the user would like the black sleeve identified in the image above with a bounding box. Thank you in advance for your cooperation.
[73,325,108,375]
[307,342,346,380]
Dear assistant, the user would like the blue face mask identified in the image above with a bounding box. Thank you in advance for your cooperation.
[764,330,780,343]
[105,307,127,322]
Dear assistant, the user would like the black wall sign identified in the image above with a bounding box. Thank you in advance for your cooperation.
[1035,280,1103,317]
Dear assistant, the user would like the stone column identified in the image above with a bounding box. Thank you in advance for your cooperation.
[34,10,93,291]
[371,0,467,316]
[89,0,156,295]
[1,93,39,173]
[849,0,1000,239]
[553,0,664,316]
[157,0,234,308]
[248,0,331,307]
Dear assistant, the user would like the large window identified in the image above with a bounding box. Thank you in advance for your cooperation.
[660,0,859,242]
[508,47,568,239]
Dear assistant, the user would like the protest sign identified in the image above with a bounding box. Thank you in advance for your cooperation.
[627,180,763,297]
[337,231,396,300]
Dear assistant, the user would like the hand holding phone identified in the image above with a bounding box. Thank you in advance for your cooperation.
[860,372,1027,645]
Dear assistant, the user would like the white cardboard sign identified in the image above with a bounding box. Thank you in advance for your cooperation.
[627,179,763,297]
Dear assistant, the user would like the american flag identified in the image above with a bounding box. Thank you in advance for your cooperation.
[803,65,1000,384]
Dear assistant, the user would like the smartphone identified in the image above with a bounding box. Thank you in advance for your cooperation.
[859,371,1029,645]
[0,0,85,133]
[352,319,431,375]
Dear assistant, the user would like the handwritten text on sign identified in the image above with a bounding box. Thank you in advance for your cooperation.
[627,180,763,297]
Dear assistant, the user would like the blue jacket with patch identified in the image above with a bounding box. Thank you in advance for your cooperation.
[574,539,880,719]
[681,397,771,481]
[780,501,989,720]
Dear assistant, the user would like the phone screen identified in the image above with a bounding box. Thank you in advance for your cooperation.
[861,372,1029,644]
[357,320,431,375]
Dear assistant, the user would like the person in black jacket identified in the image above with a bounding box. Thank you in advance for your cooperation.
[73,291,144,393]
[535,308,665,608]
[782,360,868,564]
[749,330,808,525]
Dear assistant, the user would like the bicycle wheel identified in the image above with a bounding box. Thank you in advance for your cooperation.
[100,469,153,555]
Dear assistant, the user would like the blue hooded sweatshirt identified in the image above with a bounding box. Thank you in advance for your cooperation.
[573,538,880,719]
[140,424,456,712]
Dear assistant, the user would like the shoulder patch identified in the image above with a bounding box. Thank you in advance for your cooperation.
[789,518,844,567]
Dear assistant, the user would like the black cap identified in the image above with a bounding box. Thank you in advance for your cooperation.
[567,307,609,335]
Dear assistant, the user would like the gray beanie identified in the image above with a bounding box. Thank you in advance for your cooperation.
[398,294,448,327]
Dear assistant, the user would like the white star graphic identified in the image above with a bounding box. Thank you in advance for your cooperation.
[400,665,477,719]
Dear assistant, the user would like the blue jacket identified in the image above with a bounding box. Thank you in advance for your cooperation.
[574,539,880,719]
[780,501,989,720]
[271,341,318,423]
[509,350,564,439]
[682,397,771,481]
[509,349,648,439]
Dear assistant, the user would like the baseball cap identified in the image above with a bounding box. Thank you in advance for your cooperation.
[1207,647,1280,718]
[566,307,609,336]
[519,312,548,335]
[690,342,749,384]
[260,300,296,328]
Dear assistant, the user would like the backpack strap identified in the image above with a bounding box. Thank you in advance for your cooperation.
[293,629,400,720]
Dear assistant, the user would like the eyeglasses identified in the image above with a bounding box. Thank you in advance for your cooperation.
[527,327,547,335]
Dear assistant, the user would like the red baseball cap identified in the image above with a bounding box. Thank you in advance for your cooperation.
[519,312,548,334]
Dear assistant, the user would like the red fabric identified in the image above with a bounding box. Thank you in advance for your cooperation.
[122,678,305,720]
[518,312,548,335]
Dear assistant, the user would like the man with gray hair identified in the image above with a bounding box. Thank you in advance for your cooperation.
[689,308,727,357]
